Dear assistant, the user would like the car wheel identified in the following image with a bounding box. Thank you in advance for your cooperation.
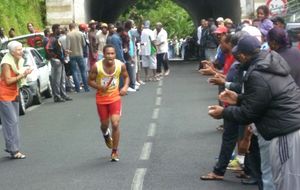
[21,87,33,108]
[19,88,27,115]
[33,86,42,105]
[44,80,53,98]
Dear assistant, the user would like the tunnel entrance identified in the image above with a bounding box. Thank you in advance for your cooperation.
[87,0,241,26]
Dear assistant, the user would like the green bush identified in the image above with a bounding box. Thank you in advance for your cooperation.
[119,0,195,39]
[0,0,45,36]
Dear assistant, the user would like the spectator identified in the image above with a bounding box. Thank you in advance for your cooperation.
[26,22,42,47]
[209,35,300,190]
[154,22,170,77]
[140,20,157,82]
[66,23,89,93]
[45,24,72,103]
[256,5,273,39]
[8,28,16,39]
[88,20,99,69]
[96,23,109,60]
[267,27,300,87]
[0,41,32,159]
[0,27,8,44]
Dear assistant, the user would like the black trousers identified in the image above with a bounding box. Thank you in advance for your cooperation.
[213,119,239,176]
[156,53,169,73]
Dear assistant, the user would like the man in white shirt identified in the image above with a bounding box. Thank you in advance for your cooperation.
[154,22,169,77]
[140,20,157,81]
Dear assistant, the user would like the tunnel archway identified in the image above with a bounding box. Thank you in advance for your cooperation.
[86,0,241,26]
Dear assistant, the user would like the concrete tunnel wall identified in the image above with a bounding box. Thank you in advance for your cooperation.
[85,0,241,27]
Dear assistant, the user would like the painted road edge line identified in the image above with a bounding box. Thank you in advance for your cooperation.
[158,80,163,87]
[152,108,160,120]
[156,88,162,96]
[147,123,156,137]
[131,168,147,190]
[140,142,153,160]
[155,97,162,106]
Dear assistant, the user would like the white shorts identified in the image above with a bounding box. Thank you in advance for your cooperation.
[142,55,157,69]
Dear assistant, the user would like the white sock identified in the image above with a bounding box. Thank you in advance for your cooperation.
[236,155,245,165]
[104,129,109,136]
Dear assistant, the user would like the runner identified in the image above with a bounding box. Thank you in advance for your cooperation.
[88,44,129,162]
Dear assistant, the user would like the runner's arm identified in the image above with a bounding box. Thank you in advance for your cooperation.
[88,65,101,90]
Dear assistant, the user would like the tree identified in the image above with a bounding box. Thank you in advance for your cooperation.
[119,0,194,39]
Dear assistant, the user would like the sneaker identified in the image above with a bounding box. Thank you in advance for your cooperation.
[135,85,140,91]
[104,130,113,149]
[164,70,170,76]
[127,87,136,92]
[54,97,65,103]
[135,82,141,86]
[227,158,242,171]
[111,151,119,162]
[63,96,73,101]
[138,80,145,85]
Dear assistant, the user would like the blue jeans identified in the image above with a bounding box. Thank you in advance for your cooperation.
[70,56,89,92]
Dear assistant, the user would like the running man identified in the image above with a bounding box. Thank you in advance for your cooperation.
[88,44,129,162]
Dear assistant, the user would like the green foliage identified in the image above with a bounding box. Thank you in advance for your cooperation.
[120,0,194,39]
[0,0,45,36]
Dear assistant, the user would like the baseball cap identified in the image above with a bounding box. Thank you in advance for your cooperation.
[100,23,108,28]
[213,26,228,34]
[232,35,261,55]
[216,17,224,22]
[89,20,97,25]
[224,18,233,24]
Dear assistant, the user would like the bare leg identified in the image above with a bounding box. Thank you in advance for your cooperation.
[111,115,121,150]
[100,119,110,134]
[144,68,149,81]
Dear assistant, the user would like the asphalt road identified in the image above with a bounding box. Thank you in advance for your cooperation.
[0,61,256,190]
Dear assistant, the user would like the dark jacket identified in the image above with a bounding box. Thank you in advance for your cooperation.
[223,50,300,140]
[276,47,300,87]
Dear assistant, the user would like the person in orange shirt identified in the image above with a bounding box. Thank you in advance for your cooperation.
[88,44,129,161]
[0,41,32,159]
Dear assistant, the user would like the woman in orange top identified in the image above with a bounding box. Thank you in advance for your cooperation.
[0,41,32,159]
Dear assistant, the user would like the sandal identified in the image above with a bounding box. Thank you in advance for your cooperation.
[11,152,26,159]
[200,172,224,180]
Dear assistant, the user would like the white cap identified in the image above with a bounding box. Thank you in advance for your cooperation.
[216,17,224,22]
[242,25,262,43]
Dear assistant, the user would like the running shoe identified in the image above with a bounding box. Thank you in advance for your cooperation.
[164,70,170,76]
[104,129,113,149]
[111,151,119,162]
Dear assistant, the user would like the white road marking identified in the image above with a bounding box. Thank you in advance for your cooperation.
[158,80,163,87]
[152,108,160,120]
[140,142,152,160]
[155,97,162,106]
[156,88,162,95]
[147,123,156,137]
[131,168,147,190]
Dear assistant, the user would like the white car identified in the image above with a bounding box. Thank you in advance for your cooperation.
[22,47,52,107]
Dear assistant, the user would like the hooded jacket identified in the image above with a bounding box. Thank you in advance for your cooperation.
[223,50,300,140]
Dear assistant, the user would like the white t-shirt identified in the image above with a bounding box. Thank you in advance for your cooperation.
[140,28,155,56]
[154,28,168,54]
[197,26,202,45]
